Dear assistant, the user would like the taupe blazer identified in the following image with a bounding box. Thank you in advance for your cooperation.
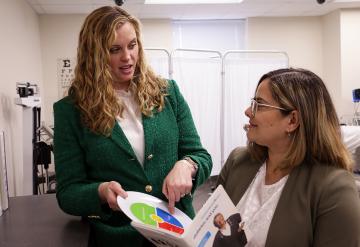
[217,147,360,247]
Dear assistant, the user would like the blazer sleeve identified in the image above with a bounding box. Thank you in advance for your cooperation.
[53,98,112,220]
[313,169,360,247]
[216,147,250,189]
[167,80,212,192]
[217,148,238,187]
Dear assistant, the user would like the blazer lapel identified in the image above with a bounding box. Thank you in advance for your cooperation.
[110,122,136,158]
[110,113,157,164]
[142,114,156,162]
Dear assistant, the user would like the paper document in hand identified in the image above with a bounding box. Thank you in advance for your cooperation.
[117,191,192,236]
[117,185,244,247]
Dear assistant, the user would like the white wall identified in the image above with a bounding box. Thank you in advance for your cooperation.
[246,12,360,117]
[320,9,360,118]
[40,15,84,126]
[246,16,323,76]
[322,10,342,115]
[340,9,360,116]
[141,19,173,50]
[0,0,43,196]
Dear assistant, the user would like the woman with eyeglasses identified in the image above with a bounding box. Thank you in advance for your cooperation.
[217,68,360,246]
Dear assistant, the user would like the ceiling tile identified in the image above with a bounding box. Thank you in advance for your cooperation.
[41,4,94,14]
[24,0,360,19]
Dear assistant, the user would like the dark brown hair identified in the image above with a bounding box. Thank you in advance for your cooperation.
[248,68,352,170]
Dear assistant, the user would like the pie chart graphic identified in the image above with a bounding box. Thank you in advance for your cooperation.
[117,192,192,235]
[130,202,185,234]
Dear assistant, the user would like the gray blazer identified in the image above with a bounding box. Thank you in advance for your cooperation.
[217,147,360,247]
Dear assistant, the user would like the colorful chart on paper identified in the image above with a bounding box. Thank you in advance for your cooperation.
[117,191,192,235]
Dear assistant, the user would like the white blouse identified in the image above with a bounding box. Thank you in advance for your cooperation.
[115,89,145,166]
[236,163,288,247]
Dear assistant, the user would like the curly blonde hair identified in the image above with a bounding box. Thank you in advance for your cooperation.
[68,6,167,136]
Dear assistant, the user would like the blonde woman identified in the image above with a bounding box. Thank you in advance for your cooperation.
[53,6,212,247]
[217,68,360,246]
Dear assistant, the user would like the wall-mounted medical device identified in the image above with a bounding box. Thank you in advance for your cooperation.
[14,82,42,195]
[14,82,41,107]
[16,82,38,98]
[353,89,360,103]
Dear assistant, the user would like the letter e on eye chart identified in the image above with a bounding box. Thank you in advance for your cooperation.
[57,58,75,97]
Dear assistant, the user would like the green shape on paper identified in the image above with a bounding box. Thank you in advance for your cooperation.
[130,203,157,226]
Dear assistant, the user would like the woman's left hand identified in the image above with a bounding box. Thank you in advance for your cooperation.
[162,160,194,214]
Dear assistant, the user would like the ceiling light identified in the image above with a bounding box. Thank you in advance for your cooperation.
[145,0,243,4]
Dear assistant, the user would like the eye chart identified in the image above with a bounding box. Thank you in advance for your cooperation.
[57,58,75,98]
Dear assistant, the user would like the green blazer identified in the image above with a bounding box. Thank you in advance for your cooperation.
[217,147,360,247]
[53,80,212,247]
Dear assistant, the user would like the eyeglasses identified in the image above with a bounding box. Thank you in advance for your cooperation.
[250,98,289,118]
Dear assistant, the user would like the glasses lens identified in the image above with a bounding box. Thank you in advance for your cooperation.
[251,99,256,117]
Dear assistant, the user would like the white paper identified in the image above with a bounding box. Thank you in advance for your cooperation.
[119,185,241,247]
